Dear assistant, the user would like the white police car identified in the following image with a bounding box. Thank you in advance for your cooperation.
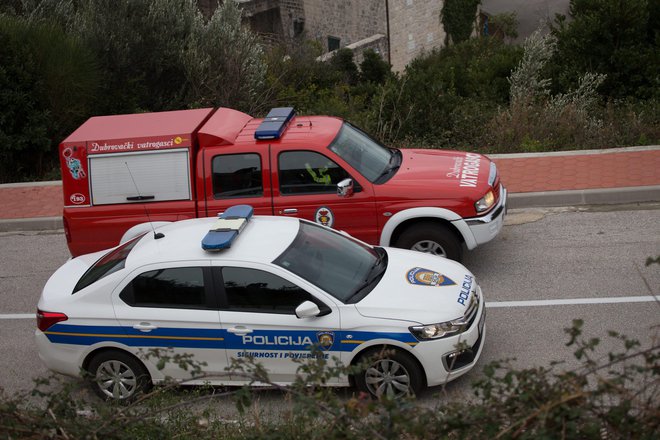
[36,205,485,401]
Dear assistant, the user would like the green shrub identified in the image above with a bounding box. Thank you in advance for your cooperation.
[1,320,657,439]
[181,0,266,112]
[441,0,481,45]
[550,0,660,100]
[0,14,98,183]
[359,49,391,84]
[483,29,660,152]
[372,38,520,147]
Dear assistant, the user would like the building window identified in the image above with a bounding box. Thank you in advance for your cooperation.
[293,18,305,37]
[328,36,340,52]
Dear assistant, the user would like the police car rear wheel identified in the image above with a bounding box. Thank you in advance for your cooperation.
[88,351,151,402]
[356,349,423,399]
[396,223,462,261]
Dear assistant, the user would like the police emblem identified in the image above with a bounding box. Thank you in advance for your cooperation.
[314,206,334,227]
[316,331,335,350]
[406,267,456,287]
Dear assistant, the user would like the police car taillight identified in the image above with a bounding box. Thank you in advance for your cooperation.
[37,309,68,331]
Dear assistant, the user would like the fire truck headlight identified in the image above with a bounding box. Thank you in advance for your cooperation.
[475,190,495,213]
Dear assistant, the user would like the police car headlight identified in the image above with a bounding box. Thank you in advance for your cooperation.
[475,190,495,213]
[409,320,464,340]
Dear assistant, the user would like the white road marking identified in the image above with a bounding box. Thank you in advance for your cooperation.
[486,296,658,308]
[0,314,34,319]
[0,296,658,319]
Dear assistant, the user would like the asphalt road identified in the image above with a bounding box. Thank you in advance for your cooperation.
[0,204,658,413]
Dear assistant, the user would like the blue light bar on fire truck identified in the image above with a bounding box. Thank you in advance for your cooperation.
[254,107,295,140]
[201,205,254,251]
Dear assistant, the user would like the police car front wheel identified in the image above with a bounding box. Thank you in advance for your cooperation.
[87,350,151,402]
[355,348,424,399]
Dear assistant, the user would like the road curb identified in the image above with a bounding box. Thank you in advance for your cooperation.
[508,185,660,209]
[0,217,63,233]
[488,144,660,159]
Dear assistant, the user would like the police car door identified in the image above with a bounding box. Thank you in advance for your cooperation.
[214,263,342,384]
[111,262,228,381]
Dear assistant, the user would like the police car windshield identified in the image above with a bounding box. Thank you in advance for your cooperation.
[72,233,145,294]
[328,123,396,183]
[273,221,382,303]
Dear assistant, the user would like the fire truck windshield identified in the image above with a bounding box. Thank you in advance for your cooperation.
[328,123,398,183]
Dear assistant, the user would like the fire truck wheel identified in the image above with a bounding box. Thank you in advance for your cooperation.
[395,222,462,261]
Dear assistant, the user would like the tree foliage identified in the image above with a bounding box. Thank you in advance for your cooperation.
[441,0,481,45]
[181,0,266,112]
[0,14,99,182]
[359,49,390,84]
[388,37,522,146]
[550,0,660,99]
[0,0,658,182]
[488,12,519,40]
[0,0,267,182]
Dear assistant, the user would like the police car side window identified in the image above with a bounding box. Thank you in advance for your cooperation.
[120,267,213,309]
[278,151,349,195]
[220,267,314,314]
[212,153,263,199]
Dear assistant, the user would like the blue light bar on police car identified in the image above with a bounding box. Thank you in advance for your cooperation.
[201,205,254,251]
[254,107,295,140]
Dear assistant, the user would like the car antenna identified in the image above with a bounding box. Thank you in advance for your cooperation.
[124,162,164,240]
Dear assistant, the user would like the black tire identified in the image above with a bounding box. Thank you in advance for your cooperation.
[395,222,463,261]
[354,347,424,399]
[87,350,151,402]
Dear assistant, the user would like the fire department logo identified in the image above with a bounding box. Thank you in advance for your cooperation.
[315,206,334,227]
[406,267,456,287]
[316,331,335,350]
[62,147,86,180]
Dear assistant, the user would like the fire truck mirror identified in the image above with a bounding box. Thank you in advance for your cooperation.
[337,178,354,198]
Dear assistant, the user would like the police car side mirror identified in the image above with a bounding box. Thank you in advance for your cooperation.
[295,301,321,319]
[337,178,354,198]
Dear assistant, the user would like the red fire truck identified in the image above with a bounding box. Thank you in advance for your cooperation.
[60,107,506,260]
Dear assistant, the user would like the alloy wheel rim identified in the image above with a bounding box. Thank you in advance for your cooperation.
[411,240,447,257]
[96,360,137,399]
[365,359,411,398]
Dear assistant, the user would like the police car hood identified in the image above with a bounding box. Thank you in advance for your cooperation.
[382,149,491,196]
[354,248,477,325]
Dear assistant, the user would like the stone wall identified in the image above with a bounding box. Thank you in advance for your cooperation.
[302,0,387,55]
[203,0,447,71]
[317,34,388,65]
[388,0,445,71]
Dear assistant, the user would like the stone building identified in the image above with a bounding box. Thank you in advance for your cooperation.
[200,0,449,72]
